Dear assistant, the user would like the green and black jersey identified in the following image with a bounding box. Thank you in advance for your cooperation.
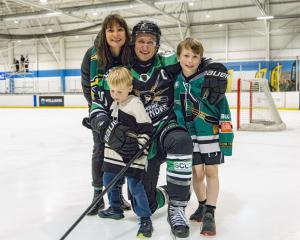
[131,53,178,125]
[174,71,234,156]
[90,52,178,159]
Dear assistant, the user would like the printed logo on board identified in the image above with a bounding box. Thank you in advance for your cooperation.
[39,96,64,107]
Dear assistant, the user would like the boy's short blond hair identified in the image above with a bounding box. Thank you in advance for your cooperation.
[177,37,204,58]
[107,67,133,88]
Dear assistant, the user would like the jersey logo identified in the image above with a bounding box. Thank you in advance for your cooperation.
[220,121,232,133]
[174,161,192,172]
[221,114,230,120]
[160,69,167,80]
[146,103,168,118]
[140,74,149,82]
[205,70,229,79]
[104,120,118,143]
[213,125,219,134]
[134,75,169,105]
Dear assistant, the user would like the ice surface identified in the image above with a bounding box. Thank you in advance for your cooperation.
[1,108,300,240]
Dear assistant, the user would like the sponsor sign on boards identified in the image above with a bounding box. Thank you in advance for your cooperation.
[39,96,64,107]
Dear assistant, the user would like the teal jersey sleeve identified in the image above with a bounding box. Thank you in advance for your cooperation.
[216,96,234,156]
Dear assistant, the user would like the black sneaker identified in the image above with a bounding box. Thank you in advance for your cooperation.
[87,189,105,216]
[98,207,124,220]
[167,204,189,238]
[200,211,216,236]
[190,204,206,222]
[137,217,153,238]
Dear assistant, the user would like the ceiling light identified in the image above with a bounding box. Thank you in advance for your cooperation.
[47,29,53,32]
[40,0,47,4]
[46,12,62,17]
[218,24,223,27]
[14,20,19,24]
[256,16,274,20]
[75,36,79,39]
[205,14,210,18]
[188,2,194,6]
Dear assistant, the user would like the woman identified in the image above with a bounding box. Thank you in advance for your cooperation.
[81,14,132,216]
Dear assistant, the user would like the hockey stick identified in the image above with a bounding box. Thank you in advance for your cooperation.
[60,106,174,240]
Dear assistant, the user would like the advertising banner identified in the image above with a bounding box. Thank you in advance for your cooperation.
[39,96,64,107]
[0,72,5,80]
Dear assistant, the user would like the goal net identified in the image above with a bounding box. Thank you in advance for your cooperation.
[237,78,286,131]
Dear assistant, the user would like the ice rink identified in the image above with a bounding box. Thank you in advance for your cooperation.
[1,108,300,240]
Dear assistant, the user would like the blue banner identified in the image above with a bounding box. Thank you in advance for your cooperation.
[0,72,5,80]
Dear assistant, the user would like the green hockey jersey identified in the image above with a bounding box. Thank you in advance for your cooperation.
[174,71,234,156]
[90,51,178,160]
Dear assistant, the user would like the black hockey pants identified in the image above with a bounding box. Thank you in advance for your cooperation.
[142,129,193,213]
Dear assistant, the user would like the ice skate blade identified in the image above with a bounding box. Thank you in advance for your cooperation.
[170,230,190,240]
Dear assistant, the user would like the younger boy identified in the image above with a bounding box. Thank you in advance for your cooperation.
[98,67,154,238]
[173,38,234,236]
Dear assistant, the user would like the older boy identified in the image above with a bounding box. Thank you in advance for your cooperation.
[174,38,234,236]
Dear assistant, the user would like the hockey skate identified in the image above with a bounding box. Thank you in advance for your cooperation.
[189,204,206,222]
[167,204,190,238]
[87,189,105,216]
[98,207,124,220]
[137,217,153,238]
[200,211,216,236]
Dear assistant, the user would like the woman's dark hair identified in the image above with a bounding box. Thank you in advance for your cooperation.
[95,14,131,69]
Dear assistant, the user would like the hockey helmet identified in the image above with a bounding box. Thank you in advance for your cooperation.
[132,20,161,45]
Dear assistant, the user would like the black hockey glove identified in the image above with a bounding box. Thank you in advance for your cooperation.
[104,120,140,160]
[201,62,228,105]
[82,117,92,130]
[90,113,110,137]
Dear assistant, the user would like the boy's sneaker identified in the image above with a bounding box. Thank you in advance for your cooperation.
[87,189,105,216]
[167,204,190,238]
[200,211,216,236]
[98,207,124,220]
[137,217,153,238]
[190,204,206,222]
